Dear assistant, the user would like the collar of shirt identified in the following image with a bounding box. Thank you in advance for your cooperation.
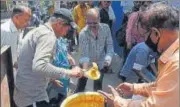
[44,23,53,31]
[144,42,153,52]
[9,19,20,33]
[85,24,101,39]
[43,23,56,37]
[58,37,67,44]
[90,29,99,38]
[159,38,179,64]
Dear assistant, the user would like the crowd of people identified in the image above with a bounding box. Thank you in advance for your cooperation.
[1,1,179,107]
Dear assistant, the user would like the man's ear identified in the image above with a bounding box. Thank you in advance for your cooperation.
[13,14,19,21]
[152,27,160,37]
[12,15,20,25]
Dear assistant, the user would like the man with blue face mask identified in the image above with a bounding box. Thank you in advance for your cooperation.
[119,38,157,84]
[99,2,179,107]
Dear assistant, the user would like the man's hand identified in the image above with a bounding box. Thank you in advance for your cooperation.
[104,56,112,67]
[127,43,132,50]
[82,62,89,69]
[98,90,114,107]
[108,85,129,107]
[98,85,129,107]
[67,55,76,66]
[70,66,84,78]
[103,61,110,67]
[116,82,134,97]
[52,80,63,87]
[13,61,18,70]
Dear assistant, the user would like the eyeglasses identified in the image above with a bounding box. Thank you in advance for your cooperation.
[86,22,98,25]
[104,1,111,3]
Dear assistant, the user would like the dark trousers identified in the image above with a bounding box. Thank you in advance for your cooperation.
[49,94,66,107]
[75,69,105,93]
[26,101,50,107]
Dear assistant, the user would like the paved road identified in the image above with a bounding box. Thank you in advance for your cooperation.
[69,50,124,93]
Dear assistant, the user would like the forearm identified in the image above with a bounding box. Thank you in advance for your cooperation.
[33,33,72,78]
[133,69,151,83]
[132,82,156,97]
[33,61,71,78]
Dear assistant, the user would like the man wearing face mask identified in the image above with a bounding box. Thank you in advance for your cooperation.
[1,5,32,69]
[75,8,114,92]
[119,32,157,83]
[99,2,179,107]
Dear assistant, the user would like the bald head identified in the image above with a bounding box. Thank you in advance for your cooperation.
[86,8,99,20]
[11,5,32,29]
[12,5,31,18]
[86,8,100,30]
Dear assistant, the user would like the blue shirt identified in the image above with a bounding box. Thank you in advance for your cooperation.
[53,38,70,69]
[120,42,156,83]
[47,37,70,99]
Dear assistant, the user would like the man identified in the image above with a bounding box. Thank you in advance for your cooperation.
[108,5,116,28]
[75,8,114,92]
[99,2,179,107]
[73,1,90,33]
[13,8,83,107]
[99,1,110,27]
[1,5,31,67]
[119,41,157,83]
[72,1,90,45]
[86,1,94,8]
[99,1,116,31]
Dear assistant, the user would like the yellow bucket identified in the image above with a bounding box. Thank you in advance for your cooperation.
[61,92,105,107]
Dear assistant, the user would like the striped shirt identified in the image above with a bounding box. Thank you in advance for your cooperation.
[79,23,114,69]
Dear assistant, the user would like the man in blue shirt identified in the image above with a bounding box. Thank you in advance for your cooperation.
[119,42,157,83]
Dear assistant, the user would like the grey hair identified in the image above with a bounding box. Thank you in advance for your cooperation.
[86,8,100,19]
[48,16,64,24]
[11,5,28,18]
[140,1,179,30]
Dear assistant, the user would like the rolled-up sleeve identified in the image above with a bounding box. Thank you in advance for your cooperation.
[133,49,148,71]
[128,61,178,107]
[133,82,156,97]
[32,32,71,78]
[79,31,90,64]
[117,82,156,107]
